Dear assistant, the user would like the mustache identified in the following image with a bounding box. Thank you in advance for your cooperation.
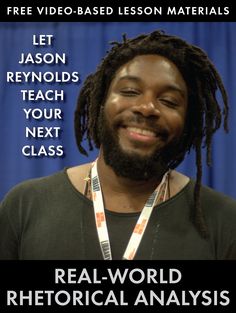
[115,114,169,139]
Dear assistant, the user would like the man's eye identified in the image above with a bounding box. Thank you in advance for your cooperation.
[160,98,178,107]
[120,89,140,96]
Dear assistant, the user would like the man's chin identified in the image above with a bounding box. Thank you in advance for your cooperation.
[99,117,170,180]
[117,149,156,162]
[102,145,165,181]
[117,138,168,160]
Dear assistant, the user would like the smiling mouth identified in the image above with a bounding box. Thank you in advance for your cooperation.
[126,126,156,137]
[119,125,164,145]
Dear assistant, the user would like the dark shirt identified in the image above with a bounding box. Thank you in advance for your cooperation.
[0,169,236,260]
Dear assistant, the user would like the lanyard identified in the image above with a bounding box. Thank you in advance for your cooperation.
[91,160,169,260]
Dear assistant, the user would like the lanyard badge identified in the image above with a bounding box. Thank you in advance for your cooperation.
[91,160,169,260]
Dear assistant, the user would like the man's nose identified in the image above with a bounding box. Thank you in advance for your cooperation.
[132,95,160,117]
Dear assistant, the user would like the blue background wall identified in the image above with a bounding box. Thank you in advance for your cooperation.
[0,22,236,201]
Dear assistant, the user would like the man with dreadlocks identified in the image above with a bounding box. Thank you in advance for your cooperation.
[0,30,236,260]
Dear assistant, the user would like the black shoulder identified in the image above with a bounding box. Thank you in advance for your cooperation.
[1,170,66,206]
[200,184,236,216]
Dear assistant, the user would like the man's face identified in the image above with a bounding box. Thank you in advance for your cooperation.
[99,54,188,180]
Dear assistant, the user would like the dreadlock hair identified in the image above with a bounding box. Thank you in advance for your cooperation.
[74,30,229,238]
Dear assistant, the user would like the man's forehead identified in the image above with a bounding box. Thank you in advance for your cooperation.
[113,54,182,78]
[110,54,187,93]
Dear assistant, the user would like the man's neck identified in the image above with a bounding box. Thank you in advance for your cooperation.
[67,155,189,213]
[96,152,165,199]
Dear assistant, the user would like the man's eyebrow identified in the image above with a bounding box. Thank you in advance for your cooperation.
[116,75,141,83]
[164,84,187,98]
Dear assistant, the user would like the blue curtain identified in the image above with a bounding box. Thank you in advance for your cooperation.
[0,22,236,201]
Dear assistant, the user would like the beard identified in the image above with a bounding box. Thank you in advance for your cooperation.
[99,110,183,181]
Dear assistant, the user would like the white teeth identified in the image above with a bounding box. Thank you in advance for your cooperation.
[127,127,156,137]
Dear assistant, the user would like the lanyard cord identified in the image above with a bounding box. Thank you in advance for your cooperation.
[90,160,170,260]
